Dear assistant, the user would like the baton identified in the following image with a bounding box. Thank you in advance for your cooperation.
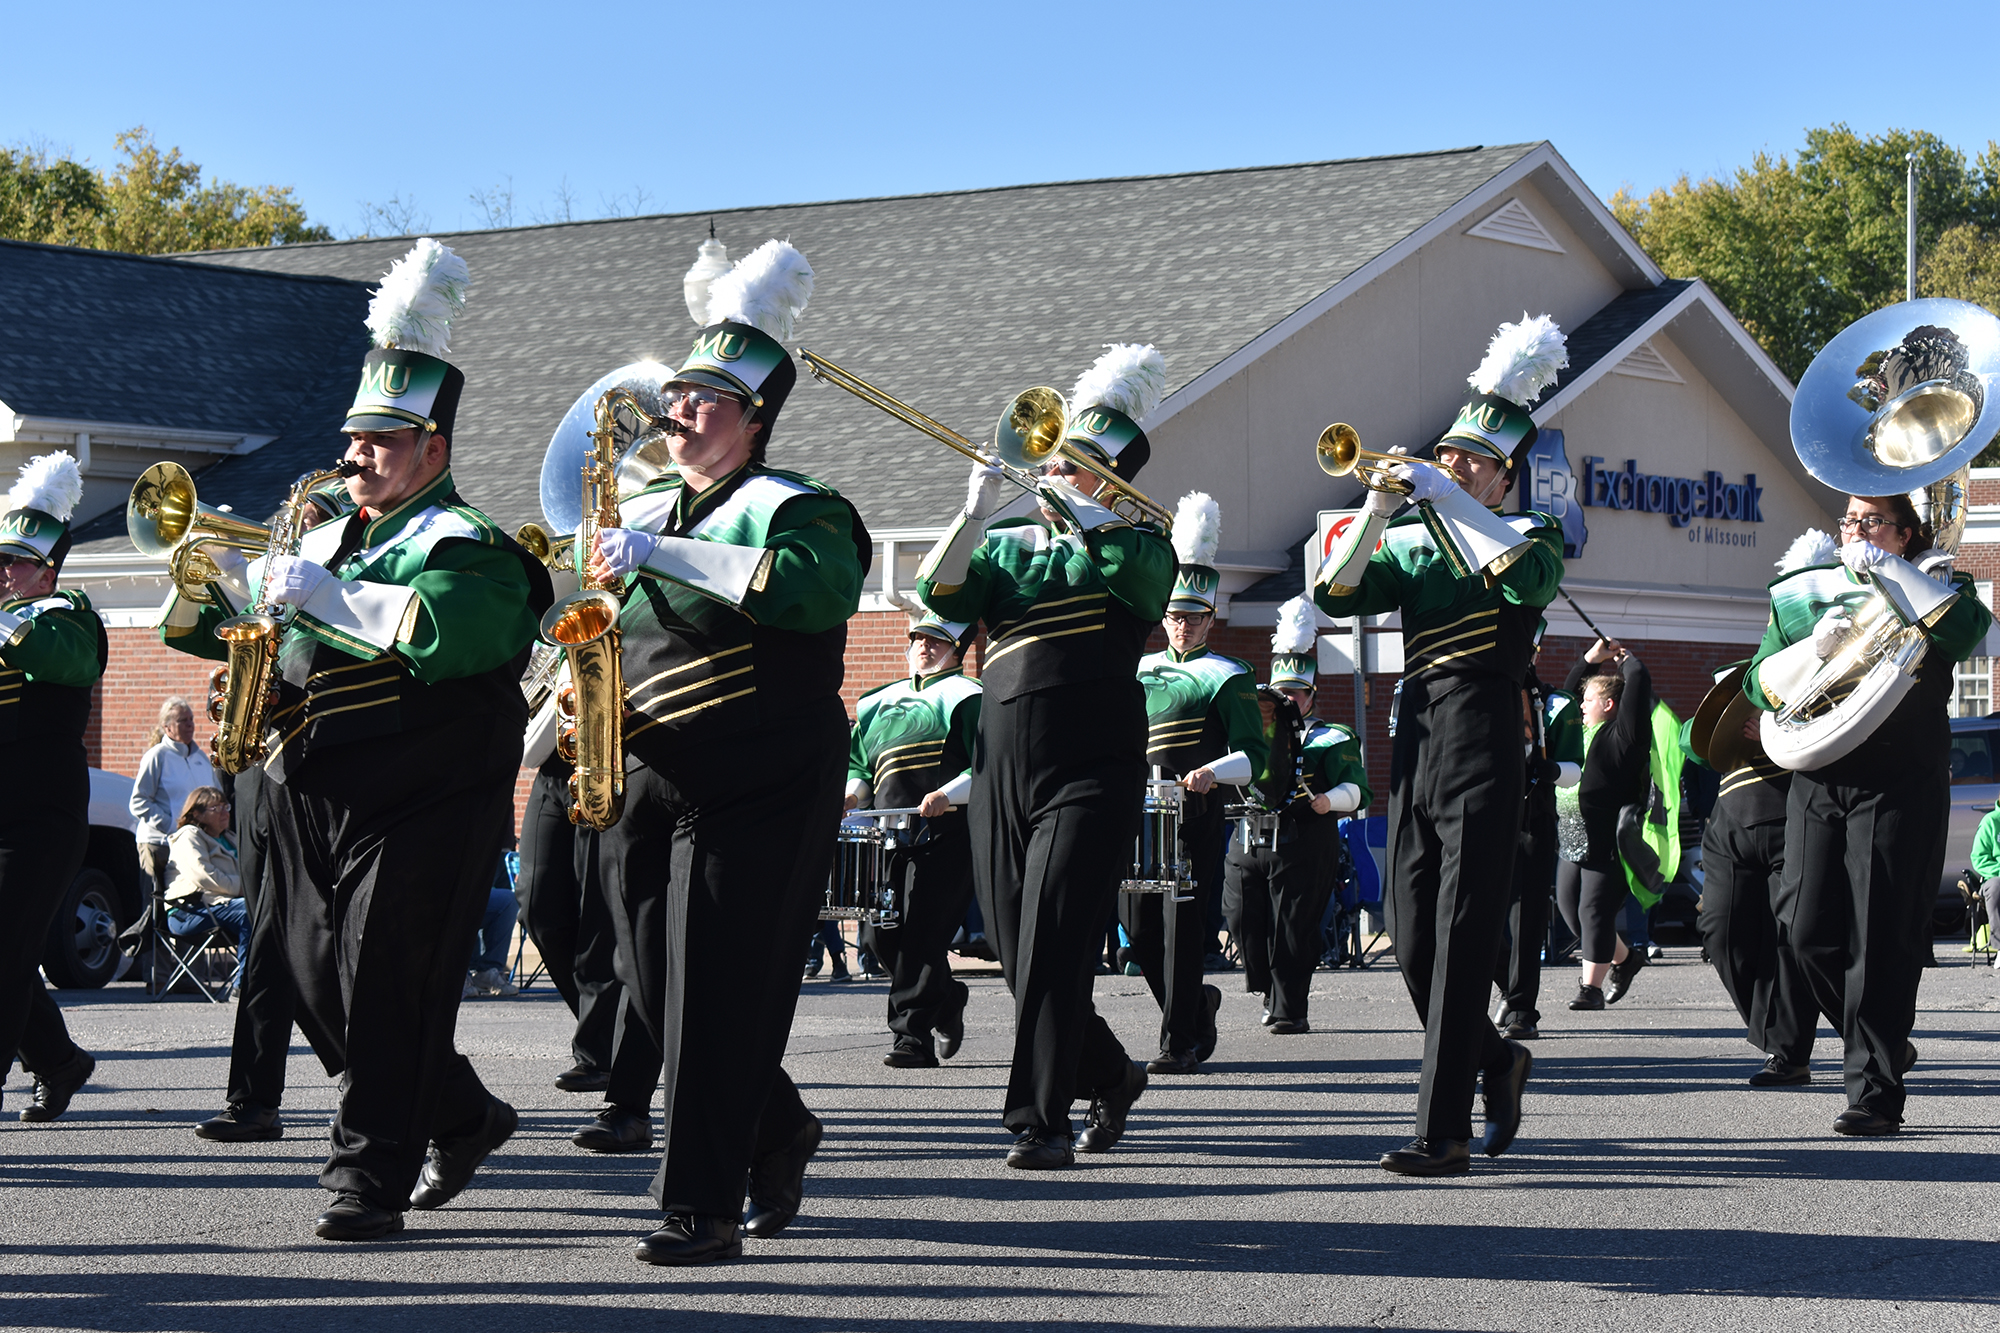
[1559,589,1610,644]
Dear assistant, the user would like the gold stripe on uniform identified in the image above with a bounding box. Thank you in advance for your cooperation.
[982,621,1103,666]
[988,592,1106,640]
[632,663,755,716]
[1410,640,1498,671]
[625,686,758,739]
[627,644,753,698]
[1404,606,1498,654]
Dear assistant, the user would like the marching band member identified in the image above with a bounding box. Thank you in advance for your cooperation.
[1224,597,1369,1035]
[160,240,552,1239]
[1491,627,1580,1041]
[583,241,868,1263]
[846,613,983,1068]
[0,452,104,1124]
[1313,316,1567,1175]
[1128,493,1265,1073]
[1748,499,1989,1134]
[918,343,1176,1169]
[1686,647,1817,1087]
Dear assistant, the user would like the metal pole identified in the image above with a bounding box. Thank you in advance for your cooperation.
[1907,151,1919,302]
[1353,615,1366,765]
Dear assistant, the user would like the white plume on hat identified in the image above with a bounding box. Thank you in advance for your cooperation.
[1272,595,1319,656]
[7,451,82,521]
[1468,314,1569,407]
[1070,343,1167,421]
[366,238,470,356]
[705,239,814,340]
[1171,492,1220,566]
[1777,528,1838,572]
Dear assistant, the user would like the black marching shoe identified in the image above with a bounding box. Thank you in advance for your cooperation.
[1832,1106,1900,1137]
[1497,1010,1541,1041]
[554,1064,611,1093]
[935,988,967,1060]
[744,1115,823,1238]
[1195,984,1222,1062]
[1482,1041,1533,1157]
[882,1043,938,1069]
[314,1192,405,1241]
[1077,1060,1148,1153]
[1379,1137,1472,1177]
[1145,1049,1201,1075]
[18,1049,94,1123]
[1605,950,1648,1004]
[1268,1018,1310,1035]
[1568,984,1606,1011]
[572,1105,653,1153]
[636,1213,741,1266]
[408,1096,517,1209]
[195,1102,283,1142]
[1748,1055,1810,1087]
[1005,1128,1075,1170]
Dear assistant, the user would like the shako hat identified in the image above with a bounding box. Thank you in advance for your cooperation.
[1268,596,1320,691]
[1167,491,1222,614]
[0,451,83,573]
[673,238,814,447]
[1429,313,1569,469]
[345,238,472,440]
[909,611,975,656]
[1064,343,1166,483]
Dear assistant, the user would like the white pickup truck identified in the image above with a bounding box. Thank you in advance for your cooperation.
[42,769,149,989]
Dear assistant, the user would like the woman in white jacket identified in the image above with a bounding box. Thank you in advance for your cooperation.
[166,787,247,995]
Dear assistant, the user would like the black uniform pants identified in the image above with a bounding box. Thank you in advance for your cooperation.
[223,763,298,1110]
[874,823,973,1053]
[0,761,87,1081]
[972,679,1143,1135]
[595,702,844,1216]
[1699,806,1816,1065]
[518,768,621,1075]
[267,722,518,1208]
[1120,794,1222,1057]
[1387,675,1518,1144]
[1774,770,1940,1120]
[1493,829,1555,1023]
[1224,817,1338,1025]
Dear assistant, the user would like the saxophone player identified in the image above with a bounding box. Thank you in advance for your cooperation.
[158,241,552,1240]
[582,241,868,1265]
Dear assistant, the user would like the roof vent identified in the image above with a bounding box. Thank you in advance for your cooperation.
[1612,341,1684,383]
[1466,198,1564,254]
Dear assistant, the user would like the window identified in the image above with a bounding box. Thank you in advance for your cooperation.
[1948,725,1996,783]
[1955,656,1991,719]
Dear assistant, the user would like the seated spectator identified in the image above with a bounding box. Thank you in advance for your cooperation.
[465,845,520,998]
[166,787,247,995]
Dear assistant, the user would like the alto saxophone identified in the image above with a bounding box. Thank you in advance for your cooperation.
[208,461,362,774]
[540,389,677,829]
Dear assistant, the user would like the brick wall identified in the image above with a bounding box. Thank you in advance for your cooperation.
[91,628,229,775]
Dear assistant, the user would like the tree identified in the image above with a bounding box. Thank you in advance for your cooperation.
[1610,125,2000,385]
[0,127,329,253]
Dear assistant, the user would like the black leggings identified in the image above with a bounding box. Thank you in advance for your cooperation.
[1556,860,1629,965]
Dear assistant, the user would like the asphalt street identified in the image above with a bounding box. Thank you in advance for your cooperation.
[2,948,1995,1333]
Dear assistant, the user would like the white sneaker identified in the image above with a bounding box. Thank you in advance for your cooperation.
[473,966,518,997]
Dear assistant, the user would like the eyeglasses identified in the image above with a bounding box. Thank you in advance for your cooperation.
[1040,459,1079,476]
[1837,515,1903,533]
[0,554,43,570]
[662,387,743,413]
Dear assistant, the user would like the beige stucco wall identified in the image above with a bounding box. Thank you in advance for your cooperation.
[1144,177,1629,556]
[1540,329,1838,594]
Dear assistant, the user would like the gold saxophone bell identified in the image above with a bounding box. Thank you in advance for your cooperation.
[1315,423,1415,494]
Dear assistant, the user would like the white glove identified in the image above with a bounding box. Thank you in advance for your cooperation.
[1812,609,1854,658]
[1840,539,1888,573]
[596,527,660,578]
[261,555,330,609]
[209,546,249,580]
[1362,485,1403,518]
[1393,460,1458,504]
[965,459,1006,520]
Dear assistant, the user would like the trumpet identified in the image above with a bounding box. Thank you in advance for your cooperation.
[1316,423,1431,494]
[128,462,273,605]
[797,348,1175,532]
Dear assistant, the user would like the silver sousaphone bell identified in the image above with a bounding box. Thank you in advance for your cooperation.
[1757,298,2000,771]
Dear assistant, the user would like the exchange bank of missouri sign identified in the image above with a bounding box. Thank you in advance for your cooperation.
[1580,454,1764,543]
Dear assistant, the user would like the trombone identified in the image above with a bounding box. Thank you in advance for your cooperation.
[1316,422,1431,493]
[796,348,1175,532]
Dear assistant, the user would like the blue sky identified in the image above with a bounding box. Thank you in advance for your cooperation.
[6,1,1996,239]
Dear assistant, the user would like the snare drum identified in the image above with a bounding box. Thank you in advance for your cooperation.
[1226,802,1283,853]
[822,821,901,927]
[1121,779,1194,901]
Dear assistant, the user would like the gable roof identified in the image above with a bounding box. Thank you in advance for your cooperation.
[165,144,1559,538]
